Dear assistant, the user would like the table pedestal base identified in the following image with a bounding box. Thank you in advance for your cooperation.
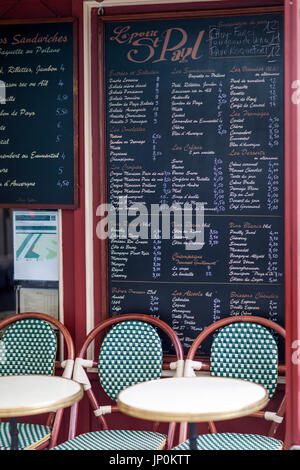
[10,418,18,450]
[188,422,198,450]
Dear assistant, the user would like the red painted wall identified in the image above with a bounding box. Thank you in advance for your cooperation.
[0,0,86,359]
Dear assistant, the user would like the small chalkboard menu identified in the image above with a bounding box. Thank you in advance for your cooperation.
[102,10,284,355]
[0,19,77,208]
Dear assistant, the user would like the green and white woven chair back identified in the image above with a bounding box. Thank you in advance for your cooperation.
[0,318,57,376]
[210,322,278,398]
[98,320,163,401]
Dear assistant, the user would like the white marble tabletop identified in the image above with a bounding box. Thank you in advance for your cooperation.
[0,375,83,418]
[118,376,268,423]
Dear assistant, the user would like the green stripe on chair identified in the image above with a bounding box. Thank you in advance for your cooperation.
[0,423,51,450]
[52,430,166,451]
[173,433,283,451]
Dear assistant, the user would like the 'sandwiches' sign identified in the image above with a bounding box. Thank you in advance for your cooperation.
[0,19,78,208]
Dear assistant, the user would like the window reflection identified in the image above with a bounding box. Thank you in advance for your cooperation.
[0,209,15,320]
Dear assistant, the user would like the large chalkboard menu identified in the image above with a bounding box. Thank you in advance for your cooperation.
[0,19,77,208]
[103,11,284,355]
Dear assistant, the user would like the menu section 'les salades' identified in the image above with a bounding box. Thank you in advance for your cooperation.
[104,13,284,355]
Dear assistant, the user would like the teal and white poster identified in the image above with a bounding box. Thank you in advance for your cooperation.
[13,211,59,281]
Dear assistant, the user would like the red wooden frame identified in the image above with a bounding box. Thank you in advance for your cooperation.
[283,0,300,450]
[98,0,284,16]
[100,4,283,21]
[68,313,184,449]
[0,312,75,449]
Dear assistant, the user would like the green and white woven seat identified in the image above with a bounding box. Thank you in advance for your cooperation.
[178,319,285,451]
[210,322,278,399]
[60,318,184,450]
[53,430,166,451]
[0,423,51,450]
[98,321,163,401]
[173,433,283,451]
[85,321,164,450]
[0,318,57,450]
[0,318,57,376]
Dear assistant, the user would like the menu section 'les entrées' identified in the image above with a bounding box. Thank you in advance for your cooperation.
[104,13,284,355]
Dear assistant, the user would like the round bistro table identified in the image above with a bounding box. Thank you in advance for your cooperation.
[117,376,269,450]
[0,375,83,450]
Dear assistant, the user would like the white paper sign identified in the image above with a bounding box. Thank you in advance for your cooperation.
[13,211,59,281]
[19,287,59,319]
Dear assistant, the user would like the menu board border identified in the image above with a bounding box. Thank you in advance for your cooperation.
[0,17,79,209]
[100,5,284,22]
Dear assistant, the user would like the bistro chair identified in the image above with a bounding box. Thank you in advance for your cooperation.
[174,316,286,451]
[52,314,184,450]
[0,312,75,450]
